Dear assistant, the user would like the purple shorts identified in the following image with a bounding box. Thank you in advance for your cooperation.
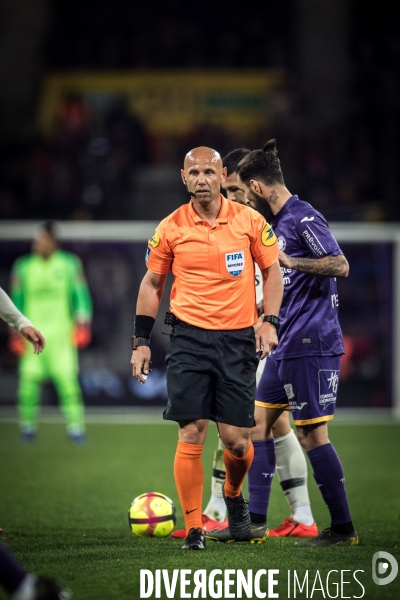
[255,355,342,426]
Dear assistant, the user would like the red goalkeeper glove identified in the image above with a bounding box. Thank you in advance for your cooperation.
[8,330,27,356]
[73,322,92,348]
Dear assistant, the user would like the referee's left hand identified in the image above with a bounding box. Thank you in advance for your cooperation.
[131,346,151,383]
[256,322,278,359]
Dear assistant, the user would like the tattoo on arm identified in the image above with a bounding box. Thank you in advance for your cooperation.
[291,254,348,277]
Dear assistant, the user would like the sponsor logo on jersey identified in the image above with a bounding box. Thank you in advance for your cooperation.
[278,235,286,251]
[261,223,277,247]
[302,229,324,257]
[319,369,339,408]
[301,216,315,222]
[145,247,150,265]
[148,231,160,248]
[280,266,292,285]
[225,252,244,276]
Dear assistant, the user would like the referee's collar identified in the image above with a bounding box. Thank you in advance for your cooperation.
[189,194,228,224]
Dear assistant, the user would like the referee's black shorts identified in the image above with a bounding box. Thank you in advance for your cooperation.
[163,322,258,428]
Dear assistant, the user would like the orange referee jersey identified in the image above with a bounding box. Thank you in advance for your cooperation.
[146,195,278,330]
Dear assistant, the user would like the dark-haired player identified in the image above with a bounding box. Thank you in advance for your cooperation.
[220,139,356,547]
[9,222,92,443]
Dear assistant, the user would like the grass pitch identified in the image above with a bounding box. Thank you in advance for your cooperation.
[0,421,399,600]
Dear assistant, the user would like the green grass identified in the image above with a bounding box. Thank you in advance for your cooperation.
[0,422,399,599]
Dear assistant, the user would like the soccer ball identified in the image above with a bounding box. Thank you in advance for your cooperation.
[128,492,176,537]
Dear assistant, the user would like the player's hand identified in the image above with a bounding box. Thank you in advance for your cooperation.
[73,322,92,348]
[20,326,46,354]
[131,346,151,384]
[256,322,278,360]
[278,250,295,269]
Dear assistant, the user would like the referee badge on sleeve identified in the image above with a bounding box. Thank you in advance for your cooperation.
[225,252,244,276]
[145,247,151,265]
[148,231,160,248]
[261,223,277,246]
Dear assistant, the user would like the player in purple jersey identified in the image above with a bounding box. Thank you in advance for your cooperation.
[201,148,318,543]
[209,139,357,547]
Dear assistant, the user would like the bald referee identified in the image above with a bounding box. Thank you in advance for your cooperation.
[131,147,283,550]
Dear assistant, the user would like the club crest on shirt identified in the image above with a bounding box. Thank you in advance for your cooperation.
[278,235,286,251]
[225,252,244,277]
[261,223,277,247]
[148,231,160,248]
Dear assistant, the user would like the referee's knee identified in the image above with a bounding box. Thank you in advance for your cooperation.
[178,419,208,445]
[223,437,251,458]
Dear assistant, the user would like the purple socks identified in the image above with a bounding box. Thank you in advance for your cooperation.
[248,438,276,522]
[307,442,352,525]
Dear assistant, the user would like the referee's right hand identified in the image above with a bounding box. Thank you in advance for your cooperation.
[131,346,151,383]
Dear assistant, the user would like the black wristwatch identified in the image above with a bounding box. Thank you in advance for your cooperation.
[263,315,280,329]
[131,336,151,350]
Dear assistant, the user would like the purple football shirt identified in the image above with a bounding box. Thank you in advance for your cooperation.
[271,195,345,359]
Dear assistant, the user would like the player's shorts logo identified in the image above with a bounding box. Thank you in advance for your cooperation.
[261,223,277,247]
[225,252,244,276]
[278,236,286,251]
[327,371,339,393]
[319,370,339,409]
[148,231,160,248]
[284,383,295,400]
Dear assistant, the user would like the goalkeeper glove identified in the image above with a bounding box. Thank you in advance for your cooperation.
[73,322,92,348]
[8,330,27,356]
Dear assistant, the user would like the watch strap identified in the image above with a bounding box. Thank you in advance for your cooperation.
[263,315,280,329]
[131,336,151,350]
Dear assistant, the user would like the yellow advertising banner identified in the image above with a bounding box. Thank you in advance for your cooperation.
[39,70,284,136]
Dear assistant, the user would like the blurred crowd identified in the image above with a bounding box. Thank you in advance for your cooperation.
[0,0,398,222]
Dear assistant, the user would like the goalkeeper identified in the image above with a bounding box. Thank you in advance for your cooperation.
[9,221,92,443]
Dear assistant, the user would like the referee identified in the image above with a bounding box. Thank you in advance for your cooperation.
[131,146,283,550]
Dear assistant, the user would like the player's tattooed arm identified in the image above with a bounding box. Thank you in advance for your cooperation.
[279,251,349,278]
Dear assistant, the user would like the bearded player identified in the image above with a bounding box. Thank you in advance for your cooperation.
[209,140,357,547]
